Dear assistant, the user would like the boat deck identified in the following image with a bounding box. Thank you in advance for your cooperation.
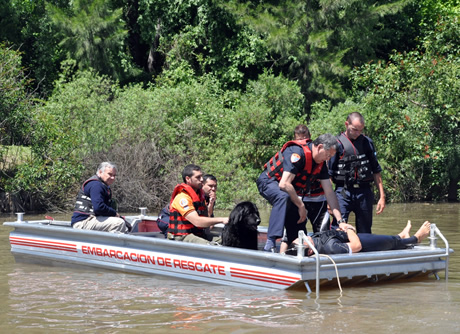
[3,214,453,294]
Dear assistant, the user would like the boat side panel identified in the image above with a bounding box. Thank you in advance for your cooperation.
[8,226,303,290]
[5,222,451,290]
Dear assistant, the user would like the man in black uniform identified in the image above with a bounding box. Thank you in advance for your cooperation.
[328,112,385,233]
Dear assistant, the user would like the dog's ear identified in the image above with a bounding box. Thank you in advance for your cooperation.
[235,208,245,225]
[229,204,244,225]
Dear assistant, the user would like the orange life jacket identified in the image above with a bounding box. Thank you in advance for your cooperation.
[167,184,208,236]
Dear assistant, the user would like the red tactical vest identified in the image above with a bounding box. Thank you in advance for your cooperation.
[264,140,324,196]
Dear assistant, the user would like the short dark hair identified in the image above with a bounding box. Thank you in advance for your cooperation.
[203,174,217,184]
[312,133,337,150]
[294,124,310,140]
[347,112,365,125]
[182,164,201,182]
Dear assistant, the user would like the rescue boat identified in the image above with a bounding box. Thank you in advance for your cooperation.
[3,210,453,295]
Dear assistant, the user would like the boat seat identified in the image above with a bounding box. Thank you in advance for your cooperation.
[129,231,166,239]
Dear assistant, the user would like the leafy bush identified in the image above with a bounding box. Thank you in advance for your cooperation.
[0,44,33,147]
[17,64,304,211]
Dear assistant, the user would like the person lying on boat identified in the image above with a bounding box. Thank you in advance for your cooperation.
[167,164,228,244]
[286,220,431,255]
[157,174,219,238]
[71,162,130,233]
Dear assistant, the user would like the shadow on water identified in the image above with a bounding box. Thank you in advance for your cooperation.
[1,202,460,333]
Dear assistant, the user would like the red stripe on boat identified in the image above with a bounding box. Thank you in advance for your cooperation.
[229,267,299,286]
[10,237,78,253]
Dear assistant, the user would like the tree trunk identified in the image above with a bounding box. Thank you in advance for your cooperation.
[447,177,459,202]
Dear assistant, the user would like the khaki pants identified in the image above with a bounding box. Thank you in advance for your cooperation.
[73,215,128,233]
[169,233,222,245]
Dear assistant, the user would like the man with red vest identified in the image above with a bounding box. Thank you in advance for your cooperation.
[292,125,332,232]
[257,133,346,252]
[279,125,333,253]
[167,164,228,244]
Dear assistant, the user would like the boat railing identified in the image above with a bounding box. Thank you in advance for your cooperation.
[296,230,320,295]
[429,223,450,280]
[14,212,71,227]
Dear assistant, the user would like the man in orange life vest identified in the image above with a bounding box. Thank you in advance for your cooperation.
[157,174,218,237]
[167,164,229,244]
[257,133,346,252]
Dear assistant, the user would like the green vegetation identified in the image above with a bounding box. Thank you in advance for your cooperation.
[308,15,460,201]
[0,0,458,212]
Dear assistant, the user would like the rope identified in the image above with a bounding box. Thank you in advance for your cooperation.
[318,253,343,294]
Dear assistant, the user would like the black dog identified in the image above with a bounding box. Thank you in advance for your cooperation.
[222,201,261,250]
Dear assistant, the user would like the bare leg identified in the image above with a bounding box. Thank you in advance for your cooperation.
[280,241,289,253]
[398,220,412,239]
[414,221,431,243]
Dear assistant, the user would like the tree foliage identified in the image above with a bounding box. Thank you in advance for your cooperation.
[135,0,267,88]
[0,44,33,146]
[0,0,458,212]
[0,44,34,208]
[47,0,139,81]
[0,0,66,96]
[4,59,303,211]
[225,0,412,111]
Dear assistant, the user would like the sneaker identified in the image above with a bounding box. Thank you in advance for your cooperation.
[264,238,276,252]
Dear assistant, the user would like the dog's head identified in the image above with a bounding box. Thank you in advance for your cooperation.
[228,201,261,231]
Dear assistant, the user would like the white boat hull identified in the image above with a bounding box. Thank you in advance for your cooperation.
[4,216,453,292]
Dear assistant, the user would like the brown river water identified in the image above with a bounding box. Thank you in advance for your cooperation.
[1,203,460,333]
